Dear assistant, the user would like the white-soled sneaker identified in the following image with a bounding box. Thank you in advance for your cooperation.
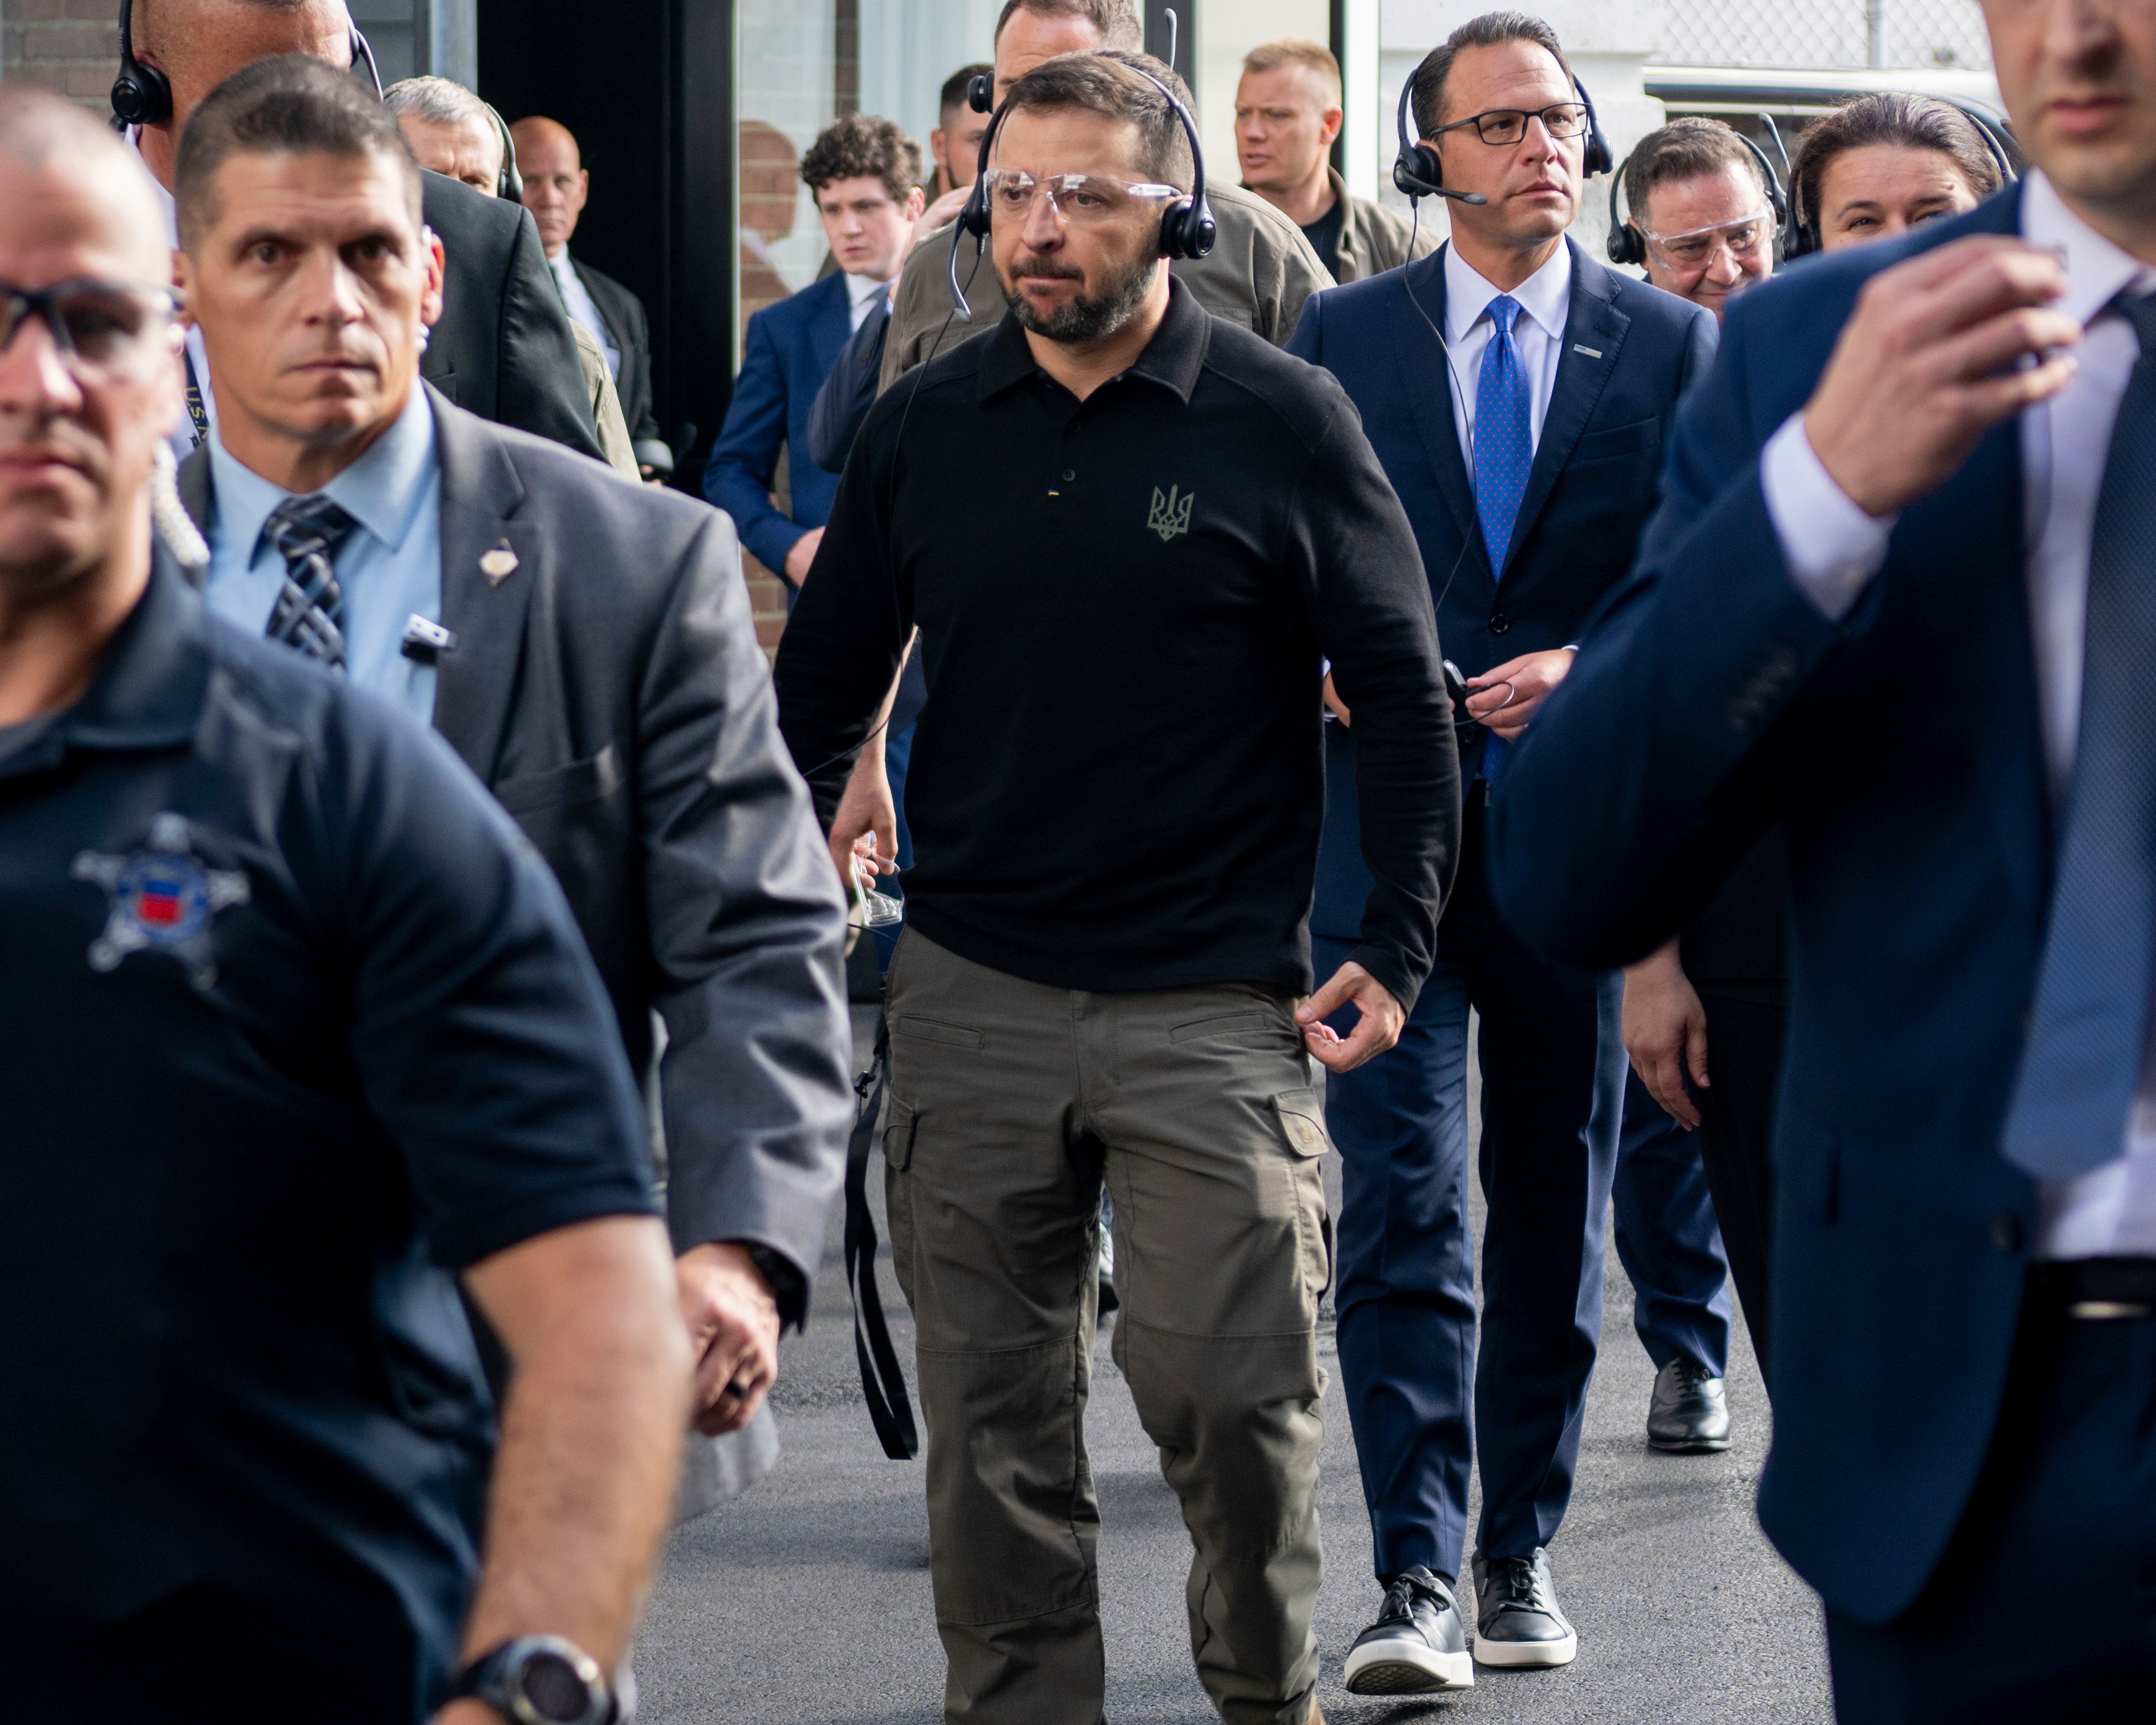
[1343,1566,1473,1694]
[1470,1547,1577,1668]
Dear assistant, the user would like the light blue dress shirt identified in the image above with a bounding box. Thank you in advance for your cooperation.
[203,387,446,726]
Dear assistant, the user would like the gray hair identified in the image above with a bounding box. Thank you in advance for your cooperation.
[1624,118,1767,220]
[381,74,489,130]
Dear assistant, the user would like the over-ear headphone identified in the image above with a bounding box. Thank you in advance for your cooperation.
[1393,57,1611,206]
[112,1,382,129]
[1606,125,1788,268]
[949,55,1215,317]
[968,73,994,114]
[484,101,523,201]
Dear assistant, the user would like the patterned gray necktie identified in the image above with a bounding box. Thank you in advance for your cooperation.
[2001,290,2156,1180]
[260,493,358,671]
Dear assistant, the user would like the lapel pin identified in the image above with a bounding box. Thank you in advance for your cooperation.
[479,542,518,585]
[1572,343,1604,359]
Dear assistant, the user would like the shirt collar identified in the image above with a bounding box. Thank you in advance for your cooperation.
[1443,238,1573,345]
[976,273,1211,404]
[2022,169,2156,327]
[844,271,891,313]
[207,384,439,562]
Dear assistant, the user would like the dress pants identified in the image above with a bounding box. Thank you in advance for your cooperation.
[1611,1071,1732,1375]
[1316,789,1627,1582]
[883,932,1329,1725]
[1687,987,1785,1382]
[1823,1301,2156,1721]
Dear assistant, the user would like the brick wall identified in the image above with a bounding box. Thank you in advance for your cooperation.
[2,0,123,113]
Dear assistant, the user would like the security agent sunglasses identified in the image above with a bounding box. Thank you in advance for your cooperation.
[0,278,178,376]
[1431,102,1591,147]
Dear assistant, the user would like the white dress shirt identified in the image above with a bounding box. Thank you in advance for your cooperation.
[1441,239,1572,468]
[549,252,621,381]
[844,271,890,333]
[203,386,446,726]
[1761,170,2156,1259]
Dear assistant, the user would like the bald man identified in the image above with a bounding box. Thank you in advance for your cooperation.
[121,0,603,462]
[514,115,670,478]
[0,85,687,1722]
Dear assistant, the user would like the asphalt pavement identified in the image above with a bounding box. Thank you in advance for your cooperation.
[636,1012,1832,1724]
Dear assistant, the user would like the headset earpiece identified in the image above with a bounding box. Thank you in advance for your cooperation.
[1573,75,1613,178]
[1605,154,1645,266]
[110,0,173,130]
[967,73,994,114]
[486,101,523,201]
[1391,71,1447,200]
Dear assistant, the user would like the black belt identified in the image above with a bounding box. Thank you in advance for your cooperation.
[2029,1257,2156,1317]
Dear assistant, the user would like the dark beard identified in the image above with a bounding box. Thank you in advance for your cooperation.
[1004,249,1158,342]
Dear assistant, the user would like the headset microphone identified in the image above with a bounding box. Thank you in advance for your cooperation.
[1392,74,1484,206]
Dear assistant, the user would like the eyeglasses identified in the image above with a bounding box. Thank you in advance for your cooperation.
[1643,210,1775,270]
[982,169,1182,226]
[0,278,177,378]
[1431,103,1590,146]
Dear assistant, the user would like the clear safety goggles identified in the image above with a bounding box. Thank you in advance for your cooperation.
[1643,208,1775,271]
[982,169,1183,226]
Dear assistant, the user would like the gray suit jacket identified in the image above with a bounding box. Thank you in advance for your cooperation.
[179,389,854,1291]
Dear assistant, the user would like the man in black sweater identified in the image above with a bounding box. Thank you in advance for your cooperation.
[775,52,1457,1725]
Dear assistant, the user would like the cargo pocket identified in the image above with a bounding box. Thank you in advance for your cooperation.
[883,1095,920,1307]
[1272,1088,1334,1312]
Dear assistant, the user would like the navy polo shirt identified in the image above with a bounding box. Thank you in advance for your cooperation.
[0,565,658,1697]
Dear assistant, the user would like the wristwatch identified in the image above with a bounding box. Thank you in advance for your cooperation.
[453,1635,617,1725]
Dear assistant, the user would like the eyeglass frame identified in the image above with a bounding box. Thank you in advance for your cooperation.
[1428,103,1591,147]
[980,167,1188,226]
[1638,208,1776,271]
[0,277,181,377]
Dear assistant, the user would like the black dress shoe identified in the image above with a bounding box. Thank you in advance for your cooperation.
[1343,1566,1473,1694]
[1647,1358,1732,1452]
[1470,1548,1576,1668]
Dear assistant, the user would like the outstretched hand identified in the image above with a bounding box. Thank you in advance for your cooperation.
[1296,961,1406,1074]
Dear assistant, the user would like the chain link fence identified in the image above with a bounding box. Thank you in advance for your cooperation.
[1653,0,1993,73]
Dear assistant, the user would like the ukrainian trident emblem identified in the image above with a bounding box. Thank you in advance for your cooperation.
[73,812,251,992]
[1147,484,1194,542]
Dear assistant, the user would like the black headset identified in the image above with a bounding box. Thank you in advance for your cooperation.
[949,57,1216,317]
[1394,59,1611,206]
[1785,110,2017,259]
[484,101,523,201]
[112,0,381,128]
[1606,124,1789,268]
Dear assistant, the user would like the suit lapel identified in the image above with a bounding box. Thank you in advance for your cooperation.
[428,385,539,784]
[1505,243,1627,581]
[1387,248,1492,591]
[809,274,853,379]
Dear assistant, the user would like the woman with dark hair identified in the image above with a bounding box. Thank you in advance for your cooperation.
[1790,91,2006,252]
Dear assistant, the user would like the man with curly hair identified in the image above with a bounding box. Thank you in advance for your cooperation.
[705,114,924,594]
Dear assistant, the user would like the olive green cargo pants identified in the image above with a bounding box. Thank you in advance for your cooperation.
[882,931,1331,1725]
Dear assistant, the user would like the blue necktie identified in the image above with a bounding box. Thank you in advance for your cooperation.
[2000,291,2156,1181]
[261,493,358,672]
[1474,294,1533,780]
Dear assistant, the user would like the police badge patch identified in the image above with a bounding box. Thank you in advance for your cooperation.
[73,812,250,992]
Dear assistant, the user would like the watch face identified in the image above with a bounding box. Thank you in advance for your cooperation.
[515,1650,594,1724]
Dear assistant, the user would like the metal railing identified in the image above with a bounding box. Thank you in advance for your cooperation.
[1653,0,1993,73]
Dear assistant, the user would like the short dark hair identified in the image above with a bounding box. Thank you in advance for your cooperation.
[1408,10,1572,140]
[1002,50,1193,192]
[800,114,922,206]
[993,0,1142,52]
[1624,118,1766,224]
[175,53,419,251]
[1790,93,2003,235]
[940,64,993,121]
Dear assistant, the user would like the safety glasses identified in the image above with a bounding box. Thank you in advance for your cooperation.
[982,169,1182,226]
[1643,209,1775,271]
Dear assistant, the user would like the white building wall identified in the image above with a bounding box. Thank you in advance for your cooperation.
[1190,0,1330,195]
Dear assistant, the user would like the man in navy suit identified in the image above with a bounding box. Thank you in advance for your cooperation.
[1489,0,2156,1713]
[705,114,924,592]
[1286,11,1713,1692]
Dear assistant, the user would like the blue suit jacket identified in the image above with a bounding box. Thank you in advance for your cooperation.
[1486,188,2045,1624]
[1288,240,1716,937]
[705,272,852,577]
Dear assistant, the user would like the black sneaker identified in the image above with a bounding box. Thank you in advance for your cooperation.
[1647,1358,1730,1452]
[1343,1566,1473,1694]
[1470,1548,1576,1668]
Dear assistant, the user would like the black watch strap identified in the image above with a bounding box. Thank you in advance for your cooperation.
[453,1635,615,1725]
